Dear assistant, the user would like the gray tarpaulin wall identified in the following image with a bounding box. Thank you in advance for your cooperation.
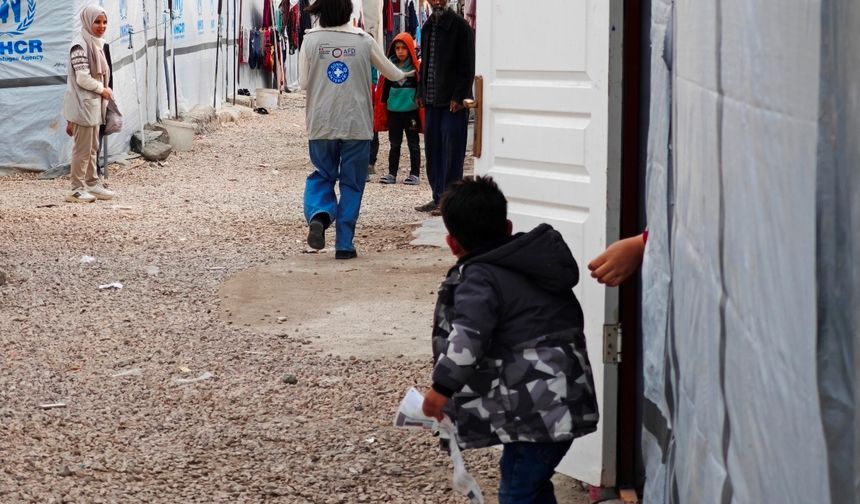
[641,0,858,502]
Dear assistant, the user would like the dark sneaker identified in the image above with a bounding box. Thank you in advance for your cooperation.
[335,250,358,260]
[415,201,438,212]
[379,174,396,184]
[307,220,325,250]
[430,208,442,217]
[403,175,420,185]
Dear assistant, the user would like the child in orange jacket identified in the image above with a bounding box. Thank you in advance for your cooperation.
[374,33,424,185]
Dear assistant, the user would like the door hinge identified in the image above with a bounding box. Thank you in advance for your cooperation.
[603,324,622,364]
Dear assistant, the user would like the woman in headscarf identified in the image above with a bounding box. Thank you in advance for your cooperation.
[62,5,116,203]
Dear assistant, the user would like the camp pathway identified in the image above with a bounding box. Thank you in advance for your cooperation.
[0,96,587,503]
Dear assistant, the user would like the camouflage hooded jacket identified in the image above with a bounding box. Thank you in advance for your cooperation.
[431,224,599,449]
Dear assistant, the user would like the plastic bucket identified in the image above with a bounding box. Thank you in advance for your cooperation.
[256,88,279,110]
[160,119,196,151]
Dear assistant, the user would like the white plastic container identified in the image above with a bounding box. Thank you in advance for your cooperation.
[256,88,279,110]
[160,119,196,151]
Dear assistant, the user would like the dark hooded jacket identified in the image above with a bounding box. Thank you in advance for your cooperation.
[431,224,599,449]
[418,7,475,105]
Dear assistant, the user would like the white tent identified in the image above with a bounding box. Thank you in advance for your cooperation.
[641,0,858,502]
[0,0,300,172]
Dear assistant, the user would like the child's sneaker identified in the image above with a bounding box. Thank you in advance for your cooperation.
[403,175,419,185]
[65,188,96,203]
[379,174,396,184]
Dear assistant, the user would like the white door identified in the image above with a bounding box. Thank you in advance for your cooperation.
[474,0,622,487]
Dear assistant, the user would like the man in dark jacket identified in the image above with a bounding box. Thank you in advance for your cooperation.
[423,177,599,504]
[415,0,475,215]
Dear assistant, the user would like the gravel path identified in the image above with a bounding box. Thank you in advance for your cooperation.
[0,95,586,504]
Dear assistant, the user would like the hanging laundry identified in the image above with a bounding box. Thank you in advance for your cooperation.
[278,0,291,31]
[383,0,392,35]
[405,0,418,37]
[465,0,476,29]
[242,26,251,63]
[298,0,313,49]
[249,29,264,70]
[279,0,290,22]
[263,0,274,28]
[418,1,429,25]
[287,2,300,54]
[264,28,276,71]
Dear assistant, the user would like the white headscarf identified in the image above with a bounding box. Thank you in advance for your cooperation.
[79,5,110,87]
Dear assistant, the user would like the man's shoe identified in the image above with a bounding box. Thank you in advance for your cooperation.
[366,164,376,182]
[335,250,358,260]
[415,201,438,212]
[65,188,96,203]
[86,183,116,200]
[307,219,326,250]
[430,208,442,217]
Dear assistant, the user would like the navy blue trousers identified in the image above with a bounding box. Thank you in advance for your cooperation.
[499,440,573,504]
[424,105,469,203]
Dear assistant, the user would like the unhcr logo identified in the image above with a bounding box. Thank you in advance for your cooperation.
[0,0,35,37]
[0,0,42,63]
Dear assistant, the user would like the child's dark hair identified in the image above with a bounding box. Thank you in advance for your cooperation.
[305,0,352,28]
[440,176,508,252]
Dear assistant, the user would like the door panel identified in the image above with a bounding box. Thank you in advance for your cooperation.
[475,0,620,486]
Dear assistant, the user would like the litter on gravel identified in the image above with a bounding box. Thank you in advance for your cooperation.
[172,371,215,385]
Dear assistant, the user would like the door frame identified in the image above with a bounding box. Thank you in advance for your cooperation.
[616,0,647,491]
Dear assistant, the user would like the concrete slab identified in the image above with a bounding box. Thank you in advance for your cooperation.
[218,247,454,359]
[410,216,447,248]
[229,94,255,108]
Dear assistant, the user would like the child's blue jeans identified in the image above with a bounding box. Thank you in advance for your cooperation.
[498,440,573,504]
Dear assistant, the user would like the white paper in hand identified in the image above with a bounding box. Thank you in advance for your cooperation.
[393,388,485,504]
[392,386,435,429]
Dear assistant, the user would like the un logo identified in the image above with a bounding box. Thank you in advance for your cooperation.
[0,0,35,37]
[327,61,350,84]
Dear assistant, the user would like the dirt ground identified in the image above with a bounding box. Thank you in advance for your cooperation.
[0,94,589,503]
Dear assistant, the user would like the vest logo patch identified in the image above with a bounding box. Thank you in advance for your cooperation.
[319,44,356,59]
[327,61,349,84]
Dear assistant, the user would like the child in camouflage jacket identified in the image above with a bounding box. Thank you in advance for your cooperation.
[422,176,599,504]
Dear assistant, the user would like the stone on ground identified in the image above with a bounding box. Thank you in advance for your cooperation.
[38,164,70,180]
[141,141,172,162]
[130,130,167,154]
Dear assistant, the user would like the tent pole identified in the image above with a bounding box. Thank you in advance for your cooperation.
[237,0,243,88]
[233,0,237,105]
[129,29,147,151]
[128,30,146,150]
[225,0,229,103]
[168,0,178,119]
[213,0,223,108]
[155,0,161,120]
[101,134,109,179]
[270,0,284,92]
[162,0,172,120]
